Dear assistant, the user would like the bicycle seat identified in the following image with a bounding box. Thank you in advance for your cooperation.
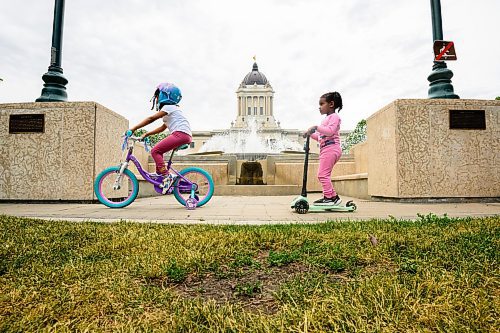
[175,144,189,151]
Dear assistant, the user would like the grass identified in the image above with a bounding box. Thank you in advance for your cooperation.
[0,214,498,332]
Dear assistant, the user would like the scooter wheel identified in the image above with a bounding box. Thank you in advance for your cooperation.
[294,200,309,214]
[346,200,357,211]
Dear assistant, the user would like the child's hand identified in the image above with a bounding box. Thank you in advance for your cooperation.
[303,126,317,137]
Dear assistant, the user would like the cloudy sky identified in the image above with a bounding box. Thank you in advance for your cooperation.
[1,0,499,131]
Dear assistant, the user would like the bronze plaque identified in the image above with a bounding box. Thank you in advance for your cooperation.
[9,114,45,133]
[449,110,485,130]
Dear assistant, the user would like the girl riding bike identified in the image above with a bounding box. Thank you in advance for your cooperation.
[128,82,192,186]
[94,83,214,209]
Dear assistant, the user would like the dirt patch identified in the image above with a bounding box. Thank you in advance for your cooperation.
[142,252,394,313]
[173,261,314,314]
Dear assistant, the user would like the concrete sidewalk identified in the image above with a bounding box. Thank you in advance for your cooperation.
[1,195,498,225]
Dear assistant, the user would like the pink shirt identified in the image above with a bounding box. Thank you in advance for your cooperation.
[311,113,341,148]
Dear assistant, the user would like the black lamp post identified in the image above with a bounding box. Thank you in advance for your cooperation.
[427,0,459,99]
[36,0,68,102]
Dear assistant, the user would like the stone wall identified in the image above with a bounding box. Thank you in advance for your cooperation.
[0,102,127,200]
[350,142,368,174]
[367,99,500,199]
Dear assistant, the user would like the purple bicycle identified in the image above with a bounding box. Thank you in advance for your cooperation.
[94,135,214,209]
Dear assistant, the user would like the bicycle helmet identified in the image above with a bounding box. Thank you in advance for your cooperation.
[151,82,182,110]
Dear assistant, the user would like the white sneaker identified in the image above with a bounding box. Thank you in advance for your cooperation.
[161,174,176,194]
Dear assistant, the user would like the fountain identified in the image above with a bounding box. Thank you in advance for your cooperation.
[196,118,303,185]
[198,117,302,161]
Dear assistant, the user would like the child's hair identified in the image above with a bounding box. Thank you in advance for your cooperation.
[321,92,343,112]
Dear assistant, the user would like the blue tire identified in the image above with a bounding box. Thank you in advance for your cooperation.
[94,166,139,208]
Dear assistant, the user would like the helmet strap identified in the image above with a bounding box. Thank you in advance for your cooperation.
[150,96,156,110]
[150,89,160,111]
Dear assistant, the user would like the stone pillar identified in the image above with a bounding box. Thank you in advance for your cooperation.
[0,102,128,201]
[366,99,500,199]
[242,96,246,117]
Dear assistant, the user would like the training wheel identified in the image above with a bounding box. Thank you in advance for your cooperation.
[185,198,198,210]
[346,200,357,211]
[294,200,309,214]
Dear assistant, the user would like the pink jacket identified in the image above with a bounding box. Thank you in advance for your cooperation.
[310,113,341,148]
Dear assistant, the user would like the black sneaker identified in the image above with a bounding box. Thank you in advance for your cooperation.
[314,195,342,206]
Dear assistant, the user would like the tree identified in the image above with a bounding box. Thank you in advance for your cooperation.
[342,119,366,154]
[133,129,167,146]
[495,96,500,100]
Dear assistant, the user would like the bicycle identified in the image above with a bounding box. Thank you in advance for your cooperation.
[94,134,214,209]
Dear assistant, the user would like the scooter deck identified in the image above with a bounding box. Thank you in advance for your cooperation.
[291,196,356,213]
[308,204,355,212]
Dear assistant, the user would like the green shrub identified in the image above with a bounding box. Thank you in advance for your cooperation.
[342,119,366,153]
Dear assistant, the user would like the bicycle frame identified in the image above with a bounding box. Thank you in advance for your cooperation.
[95,135,213,209]
[122,141,195,195]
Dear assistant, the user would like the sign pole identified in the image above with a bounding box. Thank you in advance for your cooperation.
[427,0,459,99]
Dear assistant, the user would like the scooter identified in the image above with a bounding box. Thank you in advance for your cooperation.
[290,130,356,214]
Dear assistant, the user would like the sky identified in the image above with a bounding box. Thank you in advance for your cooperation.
[1,0,499,131]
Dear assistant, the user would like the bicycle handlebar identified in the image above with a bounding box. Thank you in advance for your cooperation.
[128,136,143,142]
[122,134,151,152]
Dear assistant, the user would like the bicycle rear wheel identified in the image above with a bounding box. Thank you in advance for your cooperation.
[173,167,214,207]
[94,166,139,208]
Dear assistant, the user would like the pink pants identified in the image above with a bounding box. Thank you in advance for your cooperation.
[317,145,342,198]
[151,131,192,174]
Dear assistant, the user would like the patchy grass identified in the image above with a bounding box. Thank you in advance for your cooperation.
[0,214,498,332]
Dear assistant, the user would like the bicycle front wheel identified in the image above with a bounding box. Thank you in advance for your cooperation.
[94,166,139,208]
[173,167,214,207]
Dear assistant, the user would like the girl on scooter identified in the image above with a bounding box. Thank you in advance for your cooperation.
[305,91,343,206]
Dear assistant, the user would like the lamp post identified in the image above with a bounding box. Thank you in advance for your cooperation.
[36,0,68,102]
[427,0,459,99]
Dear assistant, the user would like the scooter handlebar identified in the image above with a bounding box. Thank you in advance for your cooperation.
[302,127,317,138]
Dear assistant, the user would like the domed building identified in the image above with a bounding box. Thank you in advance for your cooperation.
[188,60,350,155]
[232,62,279,129]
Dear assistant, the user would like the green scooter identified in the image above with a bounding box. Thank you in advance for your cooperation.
[290,130,356,214]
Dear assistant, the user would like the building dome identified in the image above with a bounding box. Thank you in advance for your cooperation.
[242,62,268,85]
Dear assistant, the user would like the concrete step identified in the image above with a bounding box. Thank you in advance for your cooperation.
[215,185,301,196]
[332,173,369,200]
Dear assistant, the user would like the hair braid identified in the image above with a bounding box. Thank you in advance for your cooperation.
[321,91,343,112]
